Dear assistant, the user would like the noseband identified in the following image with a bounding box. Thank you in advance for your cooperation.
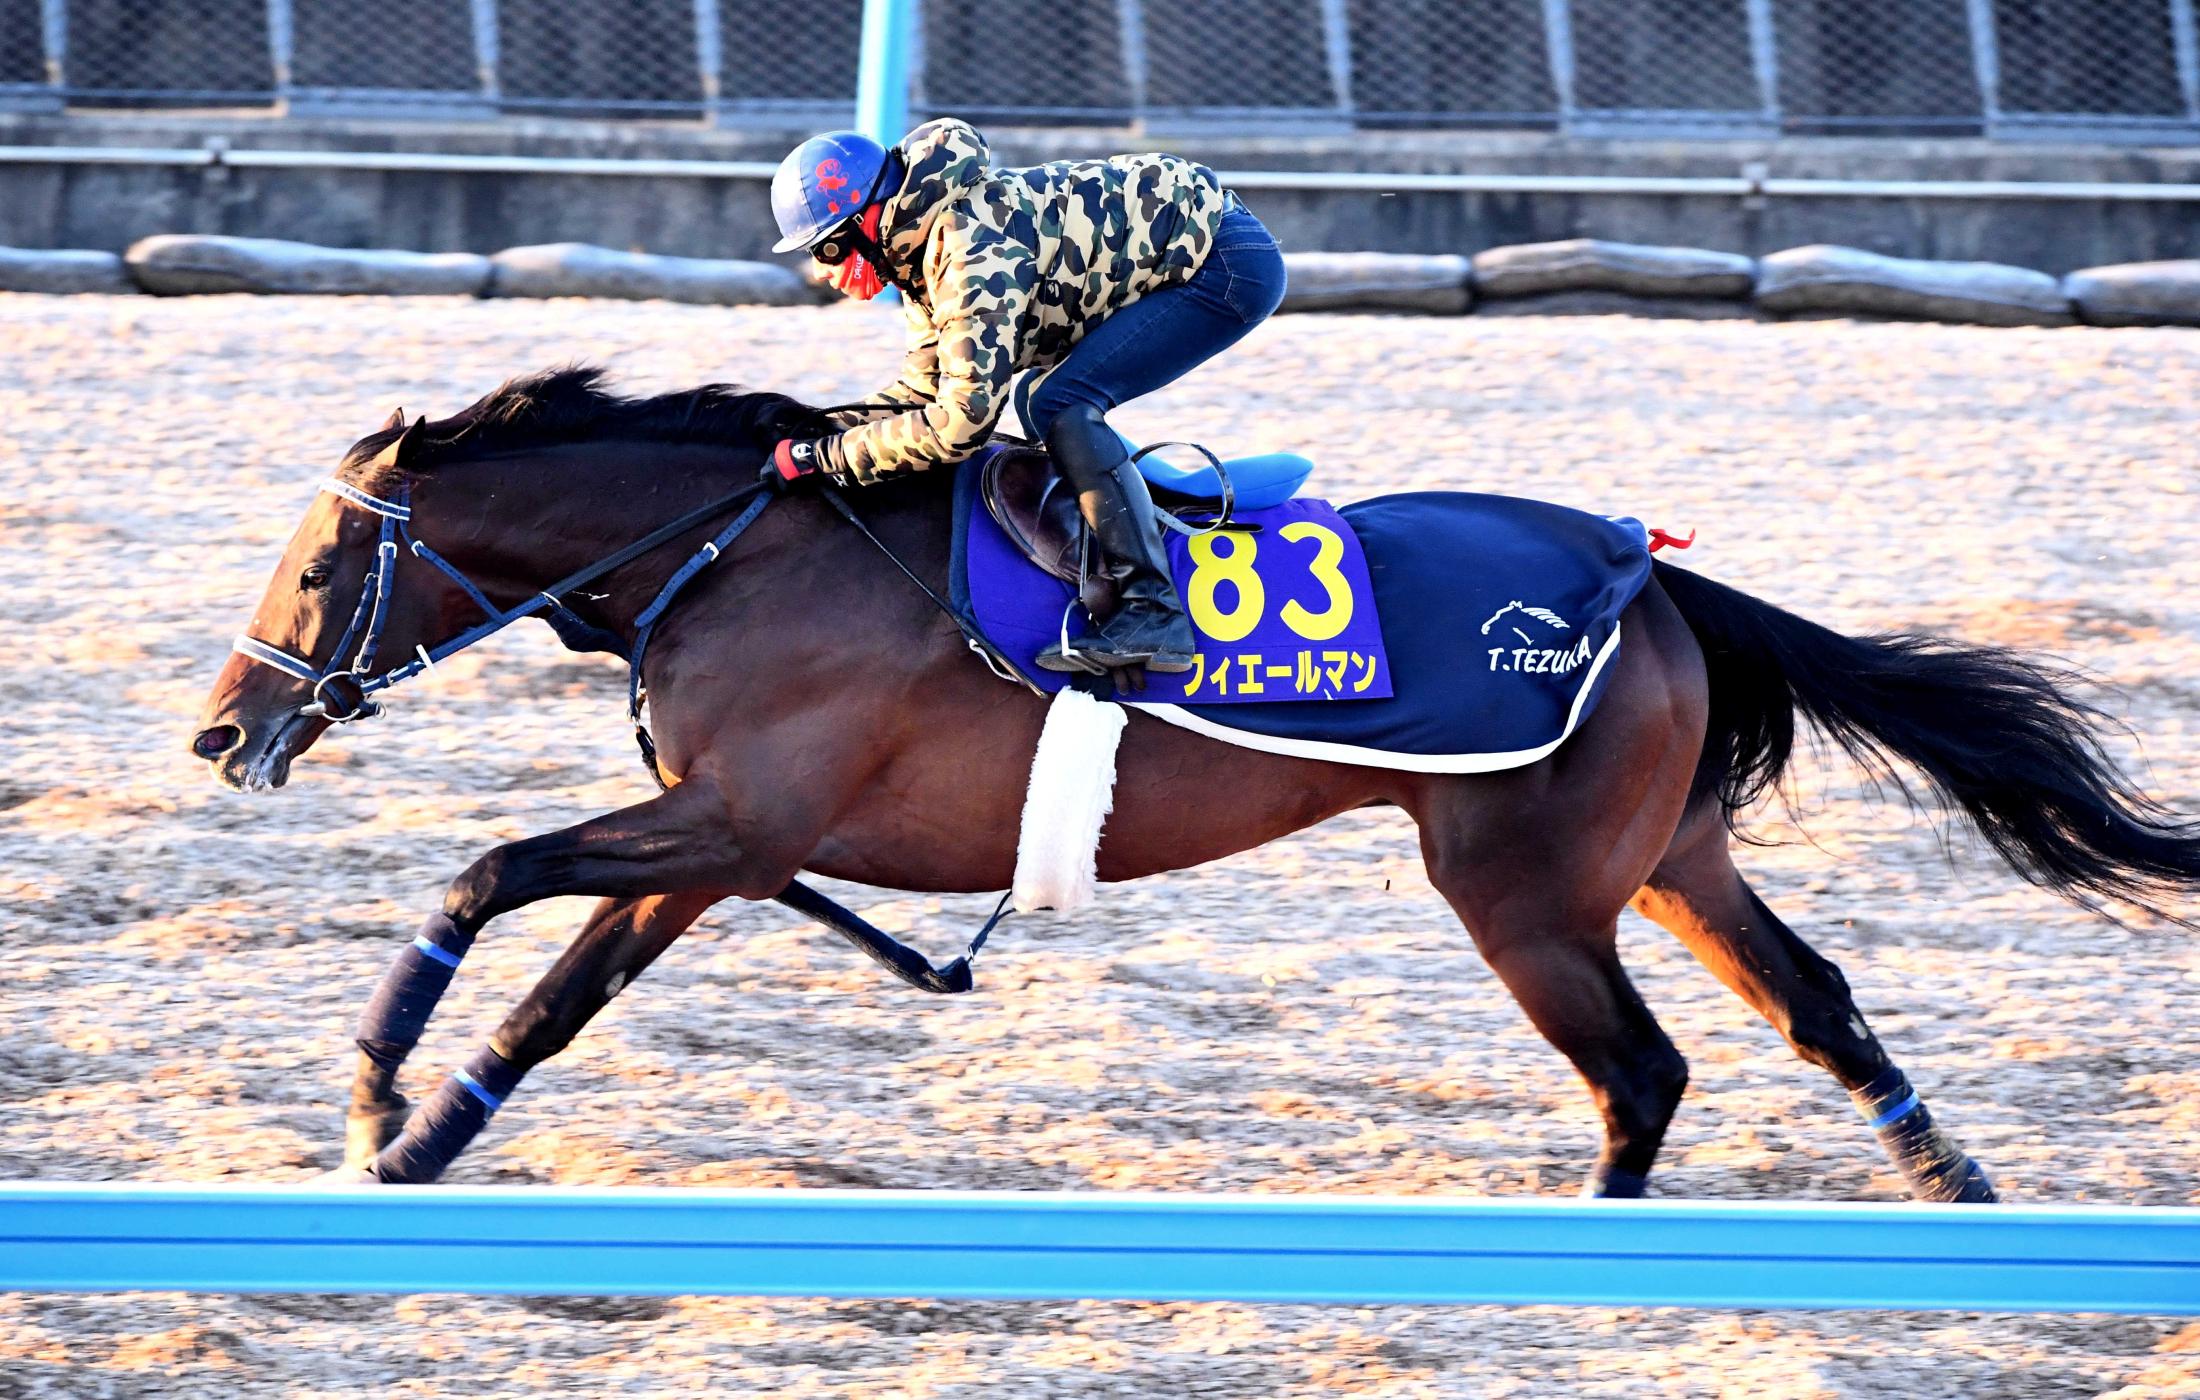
[232,481,434,723]
[232,475,777,727]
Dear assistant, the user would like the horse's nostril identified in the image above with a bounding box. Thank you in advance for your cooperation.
[192,725,242,760]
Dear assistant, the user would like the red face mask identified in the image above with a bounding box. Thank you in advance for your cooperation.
[824,206,888,301]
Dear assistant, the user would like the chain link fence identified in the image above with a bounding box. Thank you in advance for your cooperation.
[2,0,2194,139]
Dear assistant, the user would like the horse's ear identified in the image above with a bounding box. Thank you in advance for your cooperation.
[372,416,429,473]
[378,406,406,433]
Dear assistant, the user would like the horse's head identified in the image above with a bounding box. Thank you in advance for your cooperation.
[194,368,828,791]
[191,411,466,792]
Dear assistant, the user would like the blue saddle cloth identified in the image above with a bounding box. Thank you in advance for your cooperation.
[950,457,1656,772]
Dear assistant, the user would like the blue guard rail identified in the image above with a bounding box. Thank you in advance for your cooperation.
[1,1185,2196,1312]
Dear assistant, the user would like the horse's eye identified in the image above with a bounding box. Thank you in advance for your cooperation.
[300,564,333,590]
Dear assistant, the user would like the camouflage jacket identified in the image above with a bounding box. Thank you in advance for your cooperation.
[830,119,1227,484]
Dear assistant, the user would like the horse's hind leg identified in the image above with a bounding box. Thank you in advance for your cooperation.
[1634,809,1996,1203]
[361,890,717,1183]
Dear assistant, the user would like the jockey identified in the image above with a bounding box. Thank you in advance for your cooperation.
[767,120,1287,674]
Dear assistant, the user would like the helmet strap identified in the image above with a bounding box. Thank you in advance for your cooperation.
[848,226,922,302]
[847,151,921,300]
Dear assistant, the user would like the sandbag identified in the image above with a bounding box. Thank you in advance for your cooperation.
[126,235,490,296]
[1278,252,1472,314]
[2063,260,2200,328]
[1472,289,1762,321]
[488,243,822,306]
[1473,239,1754,300]
[1755,245,2071,327]
[0,247,135,294]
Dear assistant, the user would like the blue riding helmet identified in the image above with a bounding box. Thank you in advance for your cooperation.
[771,131,890,253]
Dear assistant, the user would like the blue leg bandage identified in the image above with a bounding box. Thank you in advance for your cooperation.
[371,1044,526,1184]
[1850,1066,1997,1203]
[355,911,476,1072]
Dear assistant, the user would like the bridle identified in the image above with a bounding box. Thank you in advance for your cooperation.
[232,480,431,724]
[232,475,777,728]
[228,461,1023,996]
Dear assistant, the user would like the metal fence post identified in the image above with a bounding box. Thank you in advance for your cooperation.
[1964,0,2002,127]
[1116,0,1149,131]
[1541,0,1578,127]
[1744,0,1781,126]
[469,0,502,103]
[693,0,723,111]
[1318,0,1355,119]
[266,0,294,100]
[856,0,913,145]
[41,0,66,88]
[2169,0,2200,121]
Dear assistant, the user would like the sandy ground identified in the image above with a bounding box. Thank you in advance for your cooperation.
[1,292,2196,1398]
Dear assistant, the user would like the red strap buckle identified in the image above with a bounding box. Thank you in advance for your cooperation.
[1648,527,1696,553]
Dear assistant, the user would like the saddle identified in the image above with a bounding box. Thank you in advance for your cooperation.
[980,446,1114,617]
[979,441,1315,618]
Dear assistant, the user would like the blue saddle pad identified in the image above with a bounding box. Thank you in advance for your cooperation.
[950,455,1655,773]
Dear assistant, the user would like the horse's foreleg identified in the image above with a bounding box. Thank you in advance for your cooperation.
[366,890,718,1183]
[344,917,481,1168]
[1634,811,1997,1203]
[342,777,811,1180]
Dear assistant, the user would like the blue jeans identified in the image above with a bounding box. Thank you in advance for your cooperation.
[1015,202,1287,439]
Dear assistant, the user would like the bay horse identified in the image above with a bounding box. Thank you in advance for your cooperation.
[191,368,2199,1196]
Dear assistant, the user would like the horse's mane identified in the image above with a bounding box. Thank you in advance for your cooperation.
[339,365,834,493]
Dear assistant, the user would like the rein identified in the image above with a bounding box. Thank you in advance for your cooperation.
[234,475,776,725]
[814,482,1044,695]
[233,461,1014,995]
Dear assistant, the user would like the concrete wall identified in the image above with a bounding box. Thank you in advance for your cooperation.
[3,113,2197,273]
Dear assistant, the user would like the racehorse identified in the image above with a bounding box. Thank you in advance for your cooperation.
[191,368,2199,1196]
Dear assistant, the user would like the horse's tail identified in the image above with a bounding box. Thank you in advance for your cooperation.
[1651,559,2200,922]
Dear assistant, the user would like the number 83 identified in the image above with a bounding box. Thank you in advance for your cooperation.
[1184,522,1354,643]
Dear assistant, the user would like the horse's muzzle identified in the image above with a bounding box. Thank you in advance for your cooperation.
[195,712,317,792]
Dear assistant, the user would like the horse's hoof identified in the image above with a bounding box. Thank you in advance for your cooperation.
[1582,1165,1650,1199]
[1920,1158,1999,1204]
[344,1102,409,1171]
[314,1165,380,1186]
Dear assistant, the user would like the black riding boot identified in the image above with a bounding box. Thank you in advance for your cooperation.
[1036,405,1199,674]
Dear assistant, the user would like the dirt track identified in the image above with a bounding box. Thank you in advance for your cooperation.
[1,293,2196,1398]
